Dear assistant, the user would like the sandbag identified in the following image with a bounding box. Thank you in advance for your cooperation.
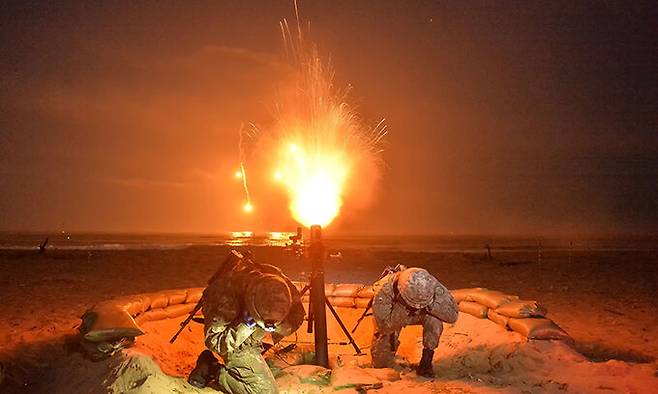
[487,309,509,328]
[467,289,518,309]
[495,300,547,318]
[107,294,152,317]
[164,303,196,319]
[332,284,361,298]
[507,317,571,340]
[356,287,375,299]
[328,296,356,308]
[149,293,170,309]
[136,308,168,323]
[124,297,150,316]
[80,307,143,342]
[450,288,485,303]
[324,283,337,296]
[355,297,371,309]
[167,290,188,305]
[185,288,203,304]
[458,301,488,319]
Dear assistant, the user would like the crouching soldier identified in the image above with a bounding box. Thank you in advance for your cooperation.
[189,259,304,393]
[371,267,458,377]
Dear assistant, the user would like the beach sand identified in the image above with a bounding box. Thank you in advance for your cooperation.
[0,245,656,392]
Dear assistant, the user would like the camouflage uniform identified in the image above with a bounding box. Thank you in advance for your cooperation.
[202,261,305,394]
[370,269,458,369]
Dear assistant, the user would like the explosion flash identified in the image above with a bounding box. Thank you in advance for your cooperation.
[236,5,386,227]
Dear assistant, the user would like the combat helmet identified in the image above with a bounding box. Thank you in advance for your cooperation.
[396,268,438,309]
[245,274,292,328]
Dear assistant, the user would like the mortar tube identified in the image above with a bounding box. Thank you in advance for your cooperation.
[309,224,329,368]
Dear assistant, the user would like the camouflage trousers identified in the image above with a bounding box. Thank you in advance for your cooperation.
[370,312,444,368]
[216,348,278,394]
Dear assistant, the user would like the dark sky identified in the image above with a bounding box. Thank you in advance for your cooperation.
[0,1,656,235]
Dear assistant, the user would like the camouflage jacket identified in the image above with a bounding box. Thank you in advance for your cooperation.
[371,271,458,334]
[202,261,304,358]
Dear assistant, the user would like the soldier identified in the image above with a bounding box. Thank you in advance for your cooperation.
[188,258,304,393]
[370,267,458,377]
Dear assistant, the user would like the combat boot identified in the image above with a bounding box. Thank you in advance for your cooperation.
[417,348,435,378]
[188,350,219,388]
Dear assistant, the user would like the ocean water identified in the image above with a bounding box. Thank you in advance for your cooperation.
[0,232,655,253]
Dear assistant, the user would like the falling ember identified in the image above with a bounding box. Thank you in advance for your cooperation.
[234,170,243,179]
[242,202,254,213]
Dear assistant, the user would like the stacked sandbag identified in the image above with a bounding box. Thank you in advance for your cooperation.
[453,288,516,320]
[454,288,519,310]
[293,281,373,309]
[450,287,570,341]
[507,317,571,340]
[290,282,569,341]
[495,300,547,318]
[79,282,570,360]
[486,309,510,327]
[79,287,204,360]
[458,301,489,319]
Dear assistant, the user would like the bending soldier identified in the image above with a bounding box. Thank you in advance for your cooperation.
[189,258,304,393]
[370,267,458,377]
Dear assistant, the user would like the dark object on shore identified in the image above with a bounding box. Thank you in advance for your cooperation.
[289,227,303,244]
[604,308,625,316]
[38,237,49,254]
[485,244,493,261]
[285,227,304,257]
[499,260,532,267]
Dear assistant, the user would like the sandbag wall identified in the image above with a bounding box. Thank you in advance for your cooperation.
[78,284,569,359]
[290,281,374,309]
[79,287,205,359]
[452,288,570,341]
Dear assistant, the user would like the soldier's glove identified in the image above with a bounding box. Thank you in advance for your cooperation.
[245,310,278,332]
[243,311,258,329]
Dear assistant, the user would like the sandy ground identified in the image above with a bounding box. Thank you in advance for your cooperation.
[0,245,656,392]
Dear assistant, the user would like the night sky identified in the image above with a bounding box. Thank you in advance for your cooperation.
[0,1,656,235]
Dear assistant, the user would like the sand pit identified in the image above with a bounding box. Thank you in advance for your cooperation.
[72,312,656,393]
[54,294,657,394]
[2,307,656,393]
